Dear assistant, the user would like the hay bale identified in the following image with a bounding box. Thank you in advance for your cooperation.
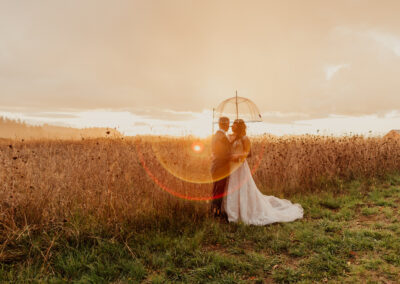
[384,130,400,139]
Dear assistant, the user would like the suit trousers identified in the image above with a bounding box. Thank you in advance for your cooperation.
[211,175,228,214]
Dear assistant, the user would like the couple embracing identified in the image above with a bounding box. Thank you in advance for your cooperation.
[210,117,304,225]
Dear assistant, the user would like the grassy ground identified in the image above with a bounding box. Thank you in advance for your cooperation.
[1,177,400,283]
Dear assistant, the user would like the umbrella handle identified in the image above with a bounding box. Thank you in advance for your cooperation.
[235,91,238,120]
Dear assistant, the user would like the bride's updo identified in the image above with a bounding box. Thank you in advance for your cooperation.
[233,119,246,139]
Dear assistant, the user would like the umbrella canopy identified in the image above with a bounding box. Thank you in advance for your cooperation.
[214,93,262,123]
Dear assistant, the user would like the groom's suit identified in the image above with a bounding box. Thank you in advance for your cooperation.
[210,129,231,216]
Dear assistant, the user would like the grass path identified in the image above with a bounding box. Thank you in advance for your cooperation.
[2,178,400,283]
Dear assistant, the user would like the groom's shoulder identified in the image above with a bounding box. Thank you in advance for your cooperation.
[213,130,223,137]
[214,131,228,139]
[212,131,225,143]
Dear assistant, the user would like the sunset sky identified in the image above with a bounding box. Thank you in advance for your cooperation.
[1,0,400,137]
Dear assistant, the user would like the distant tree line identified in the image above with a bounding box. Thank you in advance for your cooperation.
[0,117,122,139]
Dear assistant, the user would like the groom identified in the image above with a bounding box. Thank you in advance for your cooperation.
[210,116,231,218]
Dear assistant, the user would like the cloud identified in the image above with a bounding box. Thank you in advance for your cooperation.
[260,111,310,124]
[132,121,151,127]
[324,64,350,80]
[126,108,200,121]
[367,30,400,57]
[3,107,400,137]
[0,107,214,137]
[2,2,400,120]
[26,112,79,119]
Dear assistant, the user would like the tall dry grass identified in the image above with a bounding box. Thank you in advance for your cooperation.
[1,134,400,248]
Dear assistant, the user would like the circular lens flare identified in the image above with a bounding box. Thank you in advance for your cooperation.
[150,138,212,184]
[134,137,266,201]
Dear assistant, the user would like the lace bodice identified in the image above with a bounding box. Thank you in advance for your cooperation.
[232,138,245,155]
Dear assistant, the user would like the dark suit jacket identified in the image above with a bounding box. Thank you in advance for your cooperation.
[210,130,231,179]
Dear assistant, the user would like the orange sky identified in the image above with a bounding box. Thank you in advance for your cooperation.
[1,1,400,135]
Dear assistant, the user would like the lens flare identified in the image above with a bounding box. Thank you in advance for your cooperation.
[150,138,212,184]
[134,137,266,201]
[192,141,203,153]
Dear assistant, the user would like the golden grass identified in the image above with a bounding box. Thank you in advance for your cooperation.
[1,134,400,244]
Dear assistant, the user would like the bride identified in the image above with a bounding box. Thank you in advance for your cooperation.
[223,119,304,225]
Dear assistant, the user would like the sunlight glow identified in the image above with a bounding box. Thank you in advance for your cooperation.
[192,142,204,153]
[1,109,400,137]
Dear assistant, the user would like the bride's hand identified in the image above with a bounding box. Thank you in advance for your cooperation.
[231,153,246,162]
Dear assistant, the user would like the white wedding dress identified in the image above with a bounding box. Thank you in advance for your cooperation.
[223,138,304,225]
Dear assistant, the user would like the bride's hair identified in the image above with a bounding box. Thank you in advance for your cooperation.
[233,119,246,139]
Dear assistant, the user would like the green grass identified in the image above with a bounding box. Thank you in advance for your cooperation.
[2,177,400,283]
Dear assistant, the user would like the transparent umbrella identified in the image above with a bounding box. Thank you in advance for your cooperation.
[214,91,262,123]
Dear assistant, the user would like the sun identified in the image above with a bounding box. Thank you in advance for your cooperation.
[191,142,204,153]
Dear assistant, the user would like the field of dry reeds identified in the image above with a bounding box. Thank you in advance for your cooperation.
[1,134,400,244]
